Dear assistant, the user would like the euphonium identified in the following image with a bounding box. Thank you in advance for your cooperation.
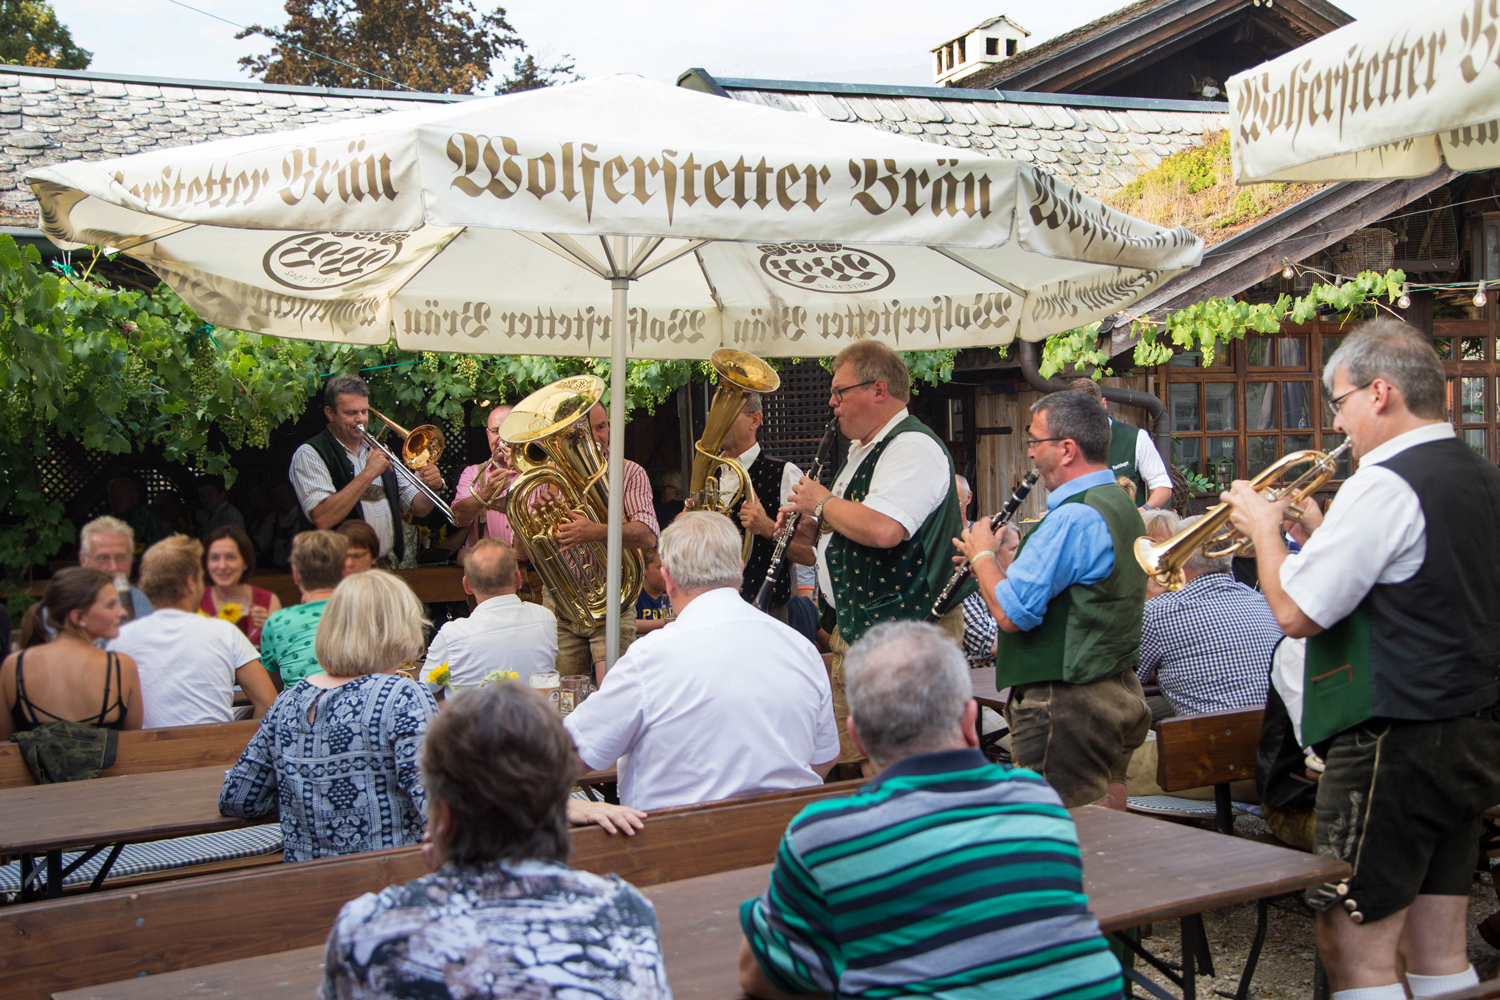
[1135,440,1351,592]
[686,349,780,557]
[499,376,643,628]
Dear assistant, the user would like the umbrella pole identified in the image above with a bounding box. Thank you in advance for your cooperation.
[605,238,630,670]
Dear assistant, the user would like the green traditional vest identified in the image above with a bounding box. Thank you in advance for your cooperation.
[824,415,970,644]
[1106,419,1145,501]
[994,481,1146,688]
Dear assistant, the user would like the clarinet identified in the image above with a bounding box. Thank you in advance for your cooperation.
[925,469,1039,622]
[754,415,841,612]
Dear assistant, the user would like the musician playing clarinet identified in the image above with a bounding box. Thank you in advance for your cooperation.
[714,391,809,623]
[953,390,1150,810]
[781,341,969,773]
[1221,320,1500,1000]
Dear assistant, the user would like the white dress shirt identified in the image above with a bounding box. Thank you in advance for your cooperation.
[563,587,839,810]
[108,609,260,729]
[1130,424,1172,491]
[716,442,803,510]
[289,437,421,558]
[816,408,950,607]
[1280,422,1451,629]
[425,594,558,689]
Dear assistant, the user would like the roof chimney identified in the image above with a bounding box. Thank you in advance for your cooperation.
[932,15,1030,86]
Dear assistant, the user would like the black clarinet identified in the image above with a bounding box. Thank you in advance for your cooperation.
[754,415,840,611]
[925,469,1039,622]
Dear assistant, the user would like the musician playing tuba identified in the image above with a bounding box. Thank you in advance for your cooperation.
[289,375,443,565]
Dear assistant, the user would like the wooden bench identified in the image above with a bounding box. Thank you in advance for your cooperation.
[0,778,864,1000]
[0,721,257,790]
[252,566,468,608]
[1134,706,1265,835]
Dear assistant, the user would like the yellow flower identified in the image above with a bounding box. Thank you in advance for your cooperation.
[480,669,519,687]
[216,603,243,624]
[425,661,451,687]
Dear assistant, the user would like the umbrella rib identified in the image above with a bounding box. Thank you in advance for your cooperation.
[105,222,198,254]
[626,236,664,276]
[517,232,611,278]
[598,235,620,276]
[928,246,1028,297]
[630,239,710,279]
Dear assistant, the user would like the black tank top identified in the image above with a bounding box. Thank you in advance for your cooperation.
[9,650,129,732]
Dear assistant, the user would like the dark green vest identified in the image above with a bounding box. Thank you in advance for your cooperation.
[825,415,970,643]
[994,481,1146,687]
[1107,419,1145,502]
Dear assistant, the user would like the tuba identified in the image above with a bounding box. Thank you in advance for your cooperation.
[1134,440,1351,592]
[686,350,780,557]
[361,408,455,523]
[499,376,644,628]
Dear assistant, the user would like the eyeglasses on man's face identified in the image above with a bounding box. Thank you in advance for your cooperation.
[830,380,878,404]
[1026,436,1065,448]
[1328,381,1373,415]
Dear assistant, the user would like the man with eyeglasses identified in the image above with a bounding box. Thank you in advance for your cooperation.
[781,340,969,773]
[954,390,1151,809]
[1221,319,1500,1000]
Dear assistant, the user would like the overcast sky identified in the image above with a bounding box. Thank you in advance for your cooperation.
[52,0,1412,92]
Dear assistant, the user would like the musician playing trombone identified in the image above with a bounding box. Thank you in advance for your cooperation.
[289,375,443,565]
[1219,319,1500,1000]
[952,390,1151,810]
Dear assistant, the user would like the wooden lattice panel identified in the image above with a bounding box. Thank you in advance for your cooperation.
[761,360,835,482]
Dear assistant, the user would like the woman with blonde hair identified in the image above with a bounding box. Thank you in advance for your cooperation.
[219,570,437,861]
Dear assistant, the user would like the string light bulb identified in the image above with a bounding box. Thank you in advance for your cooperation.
[1477,281,1489,308]
[1397,283,1411,310]
[1282,262,1295,280]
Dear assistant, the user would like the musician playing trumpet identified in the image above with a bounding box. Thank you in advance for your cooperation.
[952,391,1150,810]
[451,404,518,558]
[1219,320,1500,1000]
[290,376,441,564]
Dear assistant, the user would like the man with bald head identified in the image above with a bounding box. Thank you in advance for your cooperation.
[452,404,518,554]
[425,538,558,690]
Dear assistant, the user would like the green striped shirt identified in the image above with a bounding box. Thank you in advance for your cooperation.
[741,749,1120,1000]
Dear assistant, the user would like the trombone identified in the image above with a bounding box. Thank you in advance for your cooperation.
[357,408,457,524]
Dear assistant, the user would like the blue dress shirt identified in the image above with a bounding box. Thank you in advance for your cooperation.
[995,469,1117,631]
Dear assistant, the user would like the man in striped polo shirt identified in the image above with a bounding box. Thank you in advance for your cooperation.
[738,621,1121,1000]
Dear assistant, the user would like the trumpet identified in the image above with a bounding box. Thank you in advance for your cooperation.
[926,470,1039,622]
[1135,440,1351,592]
[357,409,456,524]
[468,437,516,513]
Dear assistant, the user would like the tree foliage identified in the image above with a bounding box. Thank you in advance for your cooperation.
[0,0,89,69]
[496,51,579,94]
[237,0,530,94]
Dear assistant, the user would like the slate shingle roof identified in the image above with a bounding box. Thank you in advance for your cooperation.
[719,83,1228,202]
[0,65,458,226]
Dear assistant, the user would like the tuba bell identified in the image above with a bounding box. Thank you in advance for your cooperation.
[685,350,780,556]
[499,376,644,628]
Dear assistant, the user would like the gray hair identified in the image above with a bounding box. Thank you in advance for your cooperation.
[1032,391,1111,463]
[1178,515,1231,576]
[740,392,763,415]
[79,516,134,556]
[832,340,911,403]
[1141,508,1182,542]
[844,621,971,765]
[657,511,742,593]
[324,374,370,409]
[1323,318,1444,420]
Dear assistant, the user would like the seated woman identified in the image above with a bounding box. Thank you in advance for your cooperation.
[321,684,670,999]
[200,526,281,649]
[335,520,380,576]
[220,570,437,862]
[0,567,143,741]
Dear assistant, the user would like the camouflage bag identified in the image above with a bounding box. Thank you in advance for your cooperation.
[11,721,119,783]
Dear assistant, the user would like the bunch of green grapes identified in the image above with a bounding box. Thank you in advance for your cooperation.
[454,354,480,389]
[421,351,440,376]
[247,411,271,450]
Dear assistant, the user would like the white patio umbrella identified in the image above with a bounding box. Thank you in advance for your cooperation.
[27,74,1203,664]
[1229,0,1500,183]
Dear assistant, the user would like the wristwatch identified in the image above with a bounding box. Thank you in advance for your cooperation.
[813,495,834,536]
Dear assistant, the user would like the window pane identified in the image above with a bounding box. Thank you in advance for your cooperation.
[1464,338,1488,361]
[1434,337,1455,360]
[1205,383,1236,432]
[1283,381,1313,430]
[1462,377,1486,423]
[1206,438,1237,488]
[1247,338,1273,367]
[1169,383,1200,432]
[1321,335,1344,362]
[1248,435,1278,477]
[1465,428,1488,457]
[1247,382,1276,430]
[1170,348,1204,368]
[1173,436,1201,475]
[1322,433,1353,478]
[1279,337,1308,367]
[1282,434,1315,479]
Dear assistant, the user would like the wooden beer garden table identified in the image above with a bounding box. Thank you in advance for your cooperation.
[0,766,257,902]
[52,807,1348,1000]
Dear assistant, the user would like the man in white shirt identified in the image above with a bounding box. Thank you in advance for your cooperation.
[289,375,443,563]
[781,340,968,768]
[1069,378,1172,510]
[1222,319,1500,1000]
[564,512,839,811]
[425,539,557,689]
[108,535,277,729]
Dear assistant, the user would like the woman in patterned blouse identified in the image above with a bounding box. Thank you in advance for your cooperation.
[321,684,671,999]
[219,570,437,862]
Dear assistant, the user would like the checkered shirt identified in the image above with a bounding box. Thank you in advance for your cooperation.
[1139,572,1280,716]
[961,590,998,666]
